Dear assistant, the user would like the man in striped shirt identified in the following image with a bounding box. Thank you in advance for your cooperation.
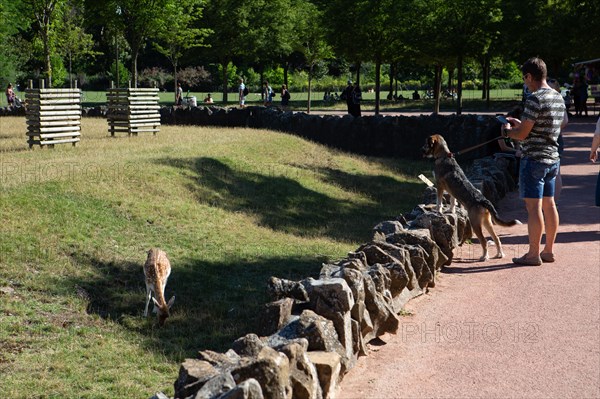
[503,57,567,266]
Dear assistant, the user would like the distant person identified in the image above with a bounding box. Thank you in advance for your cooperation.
[521,82,531,104]
[204,93,213,104]
[590,116,600,206]
[573,78,588,116]
[548,79,569,201]
[238,78,246,108]
[263,81,273,106]
[350,81,362,117]
[6,83,15,106]
[563,90,572,116]
[341,80,353,115]
[412,90,420,100]
[175,83,183,106]
[281,84,290,109]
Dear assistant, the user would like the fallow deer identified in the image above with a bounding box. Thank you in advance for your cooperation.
[143,248,175,326]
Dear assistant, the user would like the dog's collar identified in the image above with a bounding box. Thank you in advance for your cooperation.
[447,152,454,158]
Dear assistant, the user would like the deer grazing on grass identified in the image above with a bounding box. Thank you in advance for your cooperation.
[143,248,175,326]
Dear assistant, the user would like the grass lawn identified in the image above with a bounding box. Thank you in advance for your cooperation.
[0,117,431,398]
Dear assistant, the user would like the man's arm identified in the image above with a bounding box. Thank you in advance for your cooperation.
[591,134,600,163]
[505,117,535,141]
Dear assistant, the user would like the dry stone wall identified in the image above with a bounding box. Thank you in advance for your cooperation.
[157,106,504,161]
[165,157,515,399]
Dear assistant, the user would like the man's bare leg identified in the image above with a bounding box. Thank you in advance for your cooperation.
[541,196,559,256]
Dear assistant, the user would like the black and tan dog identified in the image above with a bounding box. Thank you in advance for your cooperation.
[422,134,521,261]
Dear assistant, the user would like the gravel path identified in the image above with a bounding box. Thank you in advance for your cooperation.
[337,117,600,399]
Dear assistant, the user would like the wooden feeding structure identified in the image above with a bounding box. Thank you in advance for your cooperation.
[25,79,81,148]
[106,82,161,136]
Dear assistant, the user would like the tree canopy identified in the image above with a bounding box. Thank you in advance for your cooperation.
[1,0,598,105]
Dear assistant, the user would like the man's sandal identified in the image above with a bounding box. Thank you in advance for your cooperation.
[512,255,542,266]
[540,253,555,263]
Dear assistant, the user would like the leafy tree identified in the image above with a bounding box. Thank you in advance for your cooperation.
[24,0,64,87]
[199,0,254,102]
[86,0,171,87]
[153,0,211,101]
[244,0,295,97]
[414,0,502,114]
[324,0,367,84]
[357,0,403,114]
[0,1,29,87]
[294,0,333,113]
[54,0,98,88]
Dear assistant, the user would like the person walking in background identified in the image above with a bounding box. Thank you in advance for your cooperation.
[590,116,600,206]
[341,80,354,115]
[262,81,273,106]
[238,77,246,108]
[502,57,567,266]
[350,81,362,117]
[6,83,15,106]
[573,78,588,117]
[281,84,290,109]
[175,83,183,106]
[203,93,213,104]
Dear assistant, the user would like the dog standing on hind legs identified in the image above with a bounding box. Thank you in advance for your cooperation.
[422,134,522,261]
[144,248,175,326]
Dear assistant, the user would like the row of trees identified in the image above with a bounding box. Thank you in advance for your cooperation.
[1,0,598,114]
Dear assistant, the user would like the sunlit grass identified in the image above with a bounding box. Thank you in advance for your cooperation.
[0,116,430,398]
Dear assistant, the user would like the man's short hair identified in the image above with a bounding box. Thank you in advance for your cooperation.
[521,57,547,81]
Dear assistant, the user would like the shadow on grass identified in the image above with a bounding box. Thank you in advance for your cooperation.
[65,250,322,360]
[156,156,425,244]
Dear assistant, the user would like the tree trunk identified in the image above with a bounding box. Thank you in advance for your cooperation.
[284,63,289,87]
[115,37,120,87]
[484,55,491,109]
[43,24,52,87]
[481,56,488,100]
[222,61,228,103]
[456,55,464,115]
[260,70,265,102]
[307,65,313,114]
[173,63,178,103]
[68,50,72,88]
[388,62,394,100]
[132,52,138,88]
[375,59,381,115]
[434,64,442,114]
[395,66,399,98]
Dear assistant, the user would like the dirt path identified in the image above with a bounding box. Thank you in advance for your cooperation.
[337,118,600,399]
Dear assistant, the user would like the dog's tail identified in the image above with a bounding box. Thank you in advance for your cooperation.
[483,201,522,226]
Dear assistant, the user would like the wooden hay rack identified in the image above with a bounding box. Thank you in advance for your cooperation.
[25,80,81,148]
[107,82,161,136]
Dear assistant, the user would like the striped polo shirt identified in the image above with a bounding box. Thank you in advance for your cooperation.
[521,87,565,164]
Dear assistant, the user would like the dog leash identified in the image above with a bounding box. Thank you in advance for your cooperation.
[451,135,505,157]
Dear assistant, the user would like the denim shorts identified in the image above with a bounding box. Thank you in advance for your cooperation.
[519,157,560,199]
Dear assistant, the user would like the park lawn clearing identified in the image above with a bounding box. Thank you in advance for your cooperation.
[0,116,429,398]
